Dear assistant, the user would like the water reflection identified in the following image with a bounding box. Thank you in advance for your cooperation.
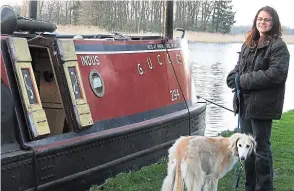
[189,43,294,136]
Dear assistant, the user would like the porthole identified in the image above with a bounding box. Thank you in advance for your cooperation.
[89,70,104,97]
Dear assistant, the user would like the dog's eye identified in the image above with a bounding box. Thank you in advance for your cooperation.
[238,144,242,147]
[246,145,250,148]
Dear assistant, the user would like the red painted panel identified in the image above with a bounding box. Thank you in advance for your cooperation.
[78,52,170,121]
[1,51,10,88]
[1,36,10,88]
[166,50,191,102]
[75,39,191,122]
[168,39,191,102]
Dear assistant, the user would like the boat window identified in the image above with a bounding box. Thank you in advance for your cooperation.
[89,69,104,98]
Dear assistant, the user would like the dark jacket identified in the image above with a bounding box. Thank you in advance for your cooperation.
[226,37,290,120]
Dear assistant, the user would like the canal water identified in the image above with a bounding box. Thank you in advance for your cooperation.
[189,42,294,136]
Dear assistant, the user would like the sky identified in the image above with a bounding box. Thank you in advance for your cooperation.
[232,0,294,28]
[1,0,294,28]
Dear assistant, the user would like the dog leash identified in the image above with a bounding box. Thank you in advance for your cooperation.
[233,160,244,190]
[231,75,243,190]
[234,75,241,134]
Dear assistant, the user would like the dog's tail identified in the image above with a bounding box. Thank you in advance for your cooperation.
[175,159,184,191]
[161,159,176,191]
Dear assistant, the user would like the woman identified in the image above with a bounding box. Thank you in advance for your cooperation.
[226,6,290,191]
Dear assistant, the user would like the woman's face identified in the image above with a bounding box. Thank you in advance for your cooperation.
[256,10,273,36]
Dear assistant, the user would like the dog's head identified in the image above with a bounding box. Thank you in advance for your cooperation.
[228,133,256,161]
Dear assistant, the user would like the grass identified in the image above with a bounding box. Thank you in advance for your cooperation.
[90,110,294,191]
[56,25,294,44]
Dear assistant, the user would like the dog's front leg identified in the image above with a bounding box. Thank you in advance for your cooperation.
[202,176,218,191]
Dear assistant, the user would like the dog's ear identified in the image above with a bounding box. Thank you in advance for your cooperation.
[229,133,242,156]
[249,136,257,154]
[234,137,240,155]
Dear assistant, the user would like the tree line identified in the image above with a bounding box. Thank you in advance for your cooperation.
[14,0,235,34]
[14,0,293,35]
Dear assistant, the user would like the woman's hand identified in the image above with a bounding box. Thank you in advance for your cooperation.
[227,74,235,89]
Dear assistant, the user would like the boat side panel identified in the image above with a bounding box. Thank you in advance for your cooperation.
[1,104,205,191]
[74,40,186,123]
[24,102,188,148]
[20,39,193,148]
[34,111,189,186]
[166,39,191,103]
[33,103,206,190]
[1,36,207,190]
[165,50,190,104]
[78,52,170,121]
[1,151,35,191]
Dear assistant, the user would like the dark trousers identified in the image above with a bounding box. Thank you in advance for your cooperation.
[240,118,273,191]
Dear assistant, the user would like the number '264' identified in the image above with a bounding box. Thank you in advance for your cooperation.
[170,89,180,101]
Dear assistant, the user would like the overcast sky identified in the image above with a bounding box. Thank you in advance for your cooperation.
[1,0,294,28]
[232,0,294,28]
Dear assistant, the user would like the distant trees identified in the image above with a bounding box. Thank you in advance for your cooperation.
[29,0,294,35]
[21,0,236,34]
[173,0,235,33]
[12,0,294,35]
[77,1,165,33]
[211,0,235,33]
[35,0,81,25]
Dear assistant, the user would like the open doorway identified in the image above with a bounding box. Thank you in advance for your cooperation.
[29,46,72,136]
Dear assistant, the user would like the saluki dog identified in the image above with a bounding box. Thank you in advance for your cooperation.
[161,133,256,191]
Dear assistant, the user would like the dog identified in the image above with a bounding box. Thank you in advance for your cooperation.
[161,133,256,191]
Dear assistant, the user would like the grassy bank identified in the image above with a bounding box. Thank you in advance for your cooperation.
[56,25,294,44]
[90,110,294,191]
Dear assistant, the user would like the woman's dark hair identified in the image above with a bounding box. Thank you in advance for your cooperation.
[245,6,282,48]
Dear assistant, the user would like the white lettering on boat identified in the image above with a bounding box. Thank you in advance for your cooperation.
[176,54,182,64]
[147,58,153,69]
[157,55,163,65]
[138,64,144,75]
[147,43,179,50]
[137,54,182,75]
[166,54,172,64]
[170,89,180,101]
[80,56,100,66]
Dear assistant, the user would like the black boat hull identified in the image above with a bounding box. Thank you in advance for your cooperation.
[1,104,206,191]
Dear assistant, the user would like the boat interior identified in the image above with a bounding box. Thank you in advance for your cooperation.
[29,45,72,137]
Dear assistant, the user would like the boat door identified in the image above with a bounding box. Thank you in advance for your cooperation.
[56,39,93,129]
[6,37,50,139]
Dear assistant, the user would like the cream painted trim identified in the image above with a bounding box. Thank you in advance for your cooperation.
[9,38,51,137]
[59,39,93,128]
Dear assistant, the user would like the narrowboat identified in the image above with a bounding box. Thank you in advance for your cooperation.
[1,1,206,190]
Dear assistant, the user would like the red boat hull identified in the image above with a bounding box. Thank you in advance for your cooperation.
[1,35,206,191]
[75,39,191,122]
